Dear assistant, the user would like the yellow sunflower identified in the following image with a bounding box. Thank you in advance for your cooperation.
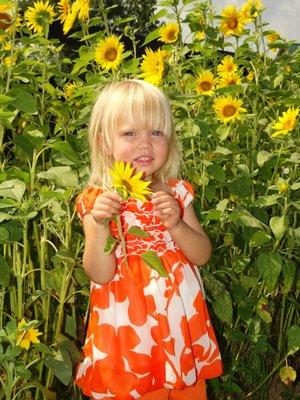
[63,1,79,34]
[195,70,216,96]
[16,319,42,350]
[194,30,205,41]
[213,95,246,124]
[217,71,241,88]
[240,0,263,22]
[75,0,90,21]
[271,107,299,137]
[266,31,280,43]
[64,81,77,98]
[95,35,124,71]
[219,5,245,36]
[159,22,180,44]
[109,161,152,202]
[58,0,69,23]
[217,55,238,75]
[25,0,56,34]
[0,0,13,30]
[140,48,167,86]
[247,71,255,81]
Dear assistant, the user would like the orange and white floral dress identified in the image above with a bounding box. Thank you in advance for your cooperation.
[75,179,223,400]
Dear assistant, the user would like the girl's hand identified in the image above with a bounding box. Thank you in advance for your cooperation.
[91,191,122,225]
[151,191,181,230]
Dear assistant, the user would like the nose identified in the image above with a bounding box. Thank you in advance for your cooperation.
[137,132,152,149]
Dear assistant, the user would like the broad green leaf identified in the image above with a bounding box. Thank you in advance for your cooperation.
[228,177,252,198]
[204,210,222,222]
[287,325,300,354]
[254,195,281,207]
[9,89,37,114]
[127,226,150,238]
[104,235,118,254]
[213,146,232,155]
[282,260,296,295]
[207,164,226,182]
[142,28,160,45]
[249,231,272,248]
[37,166,78,187]
[217,125,231,141]
[202,269,225,297]
[270,215,287,241]
[256,252,282,291]
[141,251,167,277]
[0,227,9,242]
[229,209,266,229]
[45,355,72,385]
[257,150,273,166]
[0,256,10,286]
[291,182,300,190]
[0,179,26,201]
[213,291,233,325]
[274,74,283,88]
[0,94,15,104]
[50,141,80,163]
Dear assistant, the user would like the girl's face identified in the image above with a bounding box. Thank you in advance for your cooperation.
[112,122,169,181]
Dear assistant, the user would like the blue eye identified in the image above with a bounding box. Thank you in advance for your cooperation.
[152,130,162,136]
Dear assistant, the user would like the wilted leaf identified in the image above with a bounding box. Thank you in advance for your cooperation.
[279,366,296,385]
[282,260,296,295]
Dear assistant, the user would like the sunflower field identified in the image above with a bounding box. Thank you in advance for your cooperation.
[0,0,299,398]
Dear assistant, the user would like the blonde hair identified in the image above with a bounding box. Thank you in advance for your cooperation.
[88,79,181,187]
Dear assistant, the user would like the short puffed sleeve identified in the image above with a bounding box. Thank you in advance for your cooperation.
[169,179,194,209]
[76,187,103,221]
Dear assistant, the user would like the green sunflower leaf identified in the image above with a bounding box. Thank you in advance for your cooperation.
[127,226,150,238]
[104,235,118,254]
[141,251,168,277]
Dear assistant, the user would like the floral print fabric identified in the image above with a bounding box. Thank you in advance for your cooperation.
[75,180,222,400]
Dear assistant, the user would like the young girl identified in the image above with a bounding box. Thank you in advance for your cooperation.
[75,79,223,400]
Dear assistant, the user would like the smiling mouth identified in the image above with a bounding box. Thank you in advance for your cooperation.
[135,156,153,162]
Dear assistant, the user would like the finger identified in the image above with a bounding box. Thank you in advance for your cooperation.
[153,200,179,211]
[151,194,173,205]
[91,210,116,220]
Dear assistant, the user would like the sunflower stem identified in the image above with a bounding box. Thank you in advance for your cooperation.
[115,214,128,267]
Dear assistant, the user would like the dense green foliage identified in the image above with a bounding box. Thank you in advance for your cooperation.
[0,0,299,399]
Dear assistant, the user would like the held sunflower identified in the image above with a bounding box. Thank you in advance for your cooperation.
[213,95,246,124]
[159,22,180,44]
[219,5,245,36]
[25,0,55,34]
[195,70,216,96]
[95,35,124,71]
[271,107,299,138]
[16,319,42,350]
[109,161,152,202]
[140,48,167,86]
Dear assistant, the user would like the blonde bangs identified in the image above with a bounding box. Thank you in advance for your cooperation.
[88,79,181,187]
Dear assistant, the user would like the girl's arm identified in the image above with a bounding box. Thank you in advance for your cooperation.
[152,191,212,266]
[82,191,121,284]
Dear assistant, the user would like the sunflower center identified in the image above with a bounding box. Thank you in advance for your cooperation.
[227,17,238,29]
[283,119,294,130]
[121,180,133,193]
[105,47,118,62]
[167,29,177,41]
[223,104,237,117]
[200,81,212,91]
[0,12,12,30]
